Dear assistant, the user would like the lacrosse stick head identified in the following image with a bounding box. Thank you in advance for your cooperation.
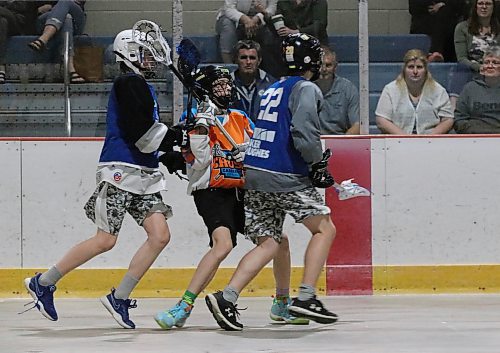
[192,65,236,110]
[132,20,172,66]
[177,38,201,80]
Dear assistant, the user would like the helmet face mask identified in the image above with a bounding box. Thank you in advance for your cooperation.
[281,33,323,80]
[193,65,236,109]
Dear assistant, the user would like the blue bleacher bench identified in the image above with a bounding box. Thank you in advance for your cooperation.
[6,34,431,65]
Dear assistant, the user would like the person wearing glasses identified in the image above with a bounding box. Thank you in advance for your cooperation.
[454,46,500,133]
[230,40,277,122]
[448,0,500,109]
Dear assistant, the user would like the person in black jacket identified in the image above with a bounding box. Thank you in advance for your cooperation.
[409,0,465,61]
[0,1,38,83]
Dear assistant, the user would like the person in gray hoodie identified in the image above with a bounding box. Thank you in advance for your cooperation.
[454,46,500,133]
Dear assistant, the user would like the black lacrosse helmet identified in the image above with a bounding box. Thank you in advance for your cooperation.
[192,65,236,109]
[282,33,323,80]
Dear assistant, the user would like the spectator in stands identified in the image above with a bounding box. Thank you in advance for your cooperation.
[215,0,281,76]
[315,47,360,135]
[376,49,454,134]
[454,46,500,133]
[275,0,328,45]
[0,1,37,84]
[448,0,500,109]
[229,39,276,122]
[29,0,86,83]
[409,0,464,62]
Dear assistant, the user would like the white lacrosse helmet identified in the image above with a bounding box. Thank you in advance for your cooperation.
[113,29,154,75]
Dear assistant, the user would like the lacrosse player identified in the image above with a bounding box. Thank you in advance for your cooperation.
[155,64,306,329]
[23,29,187,330]
[205,33,339,331]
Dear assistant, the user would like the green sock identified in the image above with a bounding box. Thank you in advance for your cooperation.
[182,290,197,305]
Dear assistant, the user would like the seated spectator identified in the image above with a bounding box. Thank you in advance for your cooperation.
[0,1,37,84]
[376,49,454,134]
[229,40,276,122]
[409,0,464,62]
[29,0,86,83]
[275,0,328,45]
[454,46,500,133]
[314,47,360,135]
[449,0,500,109]
[215,0,279,75]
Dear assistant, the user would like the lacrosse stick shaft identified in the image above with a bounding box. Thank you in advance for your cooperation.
[214,118,238,149]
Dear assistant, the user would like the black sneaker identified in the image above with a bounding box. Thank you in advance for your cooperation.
[288,296,338,324]
[205,291,243,331]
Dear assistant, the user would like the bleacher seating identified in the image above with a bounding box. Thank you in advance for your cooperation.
[1,33,452,136]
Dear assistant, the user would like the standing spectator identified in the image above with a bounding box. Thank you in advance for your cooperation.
[449,0,500,109]
[376,49,454,134]
[0,1,37,83]
[215,0,279,76]
[23,29,187,330]
[29,0,87,83]
[315,47,360,135]
[230,40,277,122]
[409,0,464,62]
[205,33,338,331]
[454,46,500,133]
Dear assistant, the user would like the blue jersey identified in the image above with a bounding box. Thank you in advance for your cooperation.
[99,75,160,168]
[244,76,309,177]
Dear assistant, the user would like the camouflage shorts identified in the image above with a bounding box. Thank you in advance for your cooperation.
[244,186,331,244]
[84,182,173,236]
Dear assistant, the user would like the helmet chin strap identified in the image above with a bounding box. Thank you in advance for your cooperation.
[114,50,143,75]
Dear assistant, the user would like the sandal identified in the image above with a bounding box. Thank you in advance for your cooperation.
[0,71,5,84]
[28,38,46,52]
[70,71,86,84]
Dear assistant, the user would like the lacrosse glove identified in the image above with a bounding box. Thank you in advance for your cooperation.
[159,151,186,174]
[309,149,335,188]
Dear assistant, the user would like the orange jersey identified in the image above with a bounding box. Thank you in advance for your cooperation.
[184,109,254,190]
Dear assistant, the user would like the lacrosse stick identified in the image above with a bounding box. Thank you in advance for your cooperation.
[321,149,372,200]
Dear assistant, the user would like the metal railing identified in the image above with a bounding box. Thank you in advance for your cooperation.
[63,31,71,137]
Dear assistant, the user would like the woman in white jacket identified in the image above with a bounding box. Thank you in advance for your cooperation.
[375,49,454,134]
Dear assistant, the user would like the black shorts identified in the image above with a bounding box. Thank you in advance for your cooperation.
[192,188,244,248]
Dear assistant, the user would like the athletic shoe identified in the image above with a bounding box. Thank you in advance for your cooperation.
[288,296,338,324]
[24,273,58,321]
[100,288,137,329]
[154,300,193,329]
[270,296,309,325]
[205,291,243,331]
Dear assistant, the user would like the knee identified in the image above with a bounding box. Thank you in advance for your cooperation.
[211,234,233,260]
[149,230,170,249]
[94,231,117,252]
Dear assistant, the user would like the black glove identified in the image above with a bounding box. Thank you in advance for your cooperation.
[159,124,188,151]
[309,149,335,188]
[159,151,186,174]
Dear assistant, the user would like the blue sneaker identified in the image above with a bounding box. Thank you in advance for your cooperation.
[270,296,309,325]
[154,300,193,330]
[24,273,58,321]
[100,289,137,329]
